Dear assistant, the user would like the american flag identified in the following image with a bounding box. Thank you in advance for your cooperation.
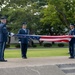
[40,35,73,42]
[14,34,73,42]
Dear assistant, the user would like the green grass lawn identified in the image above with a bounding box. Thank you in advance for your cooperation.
[4,48,69,58]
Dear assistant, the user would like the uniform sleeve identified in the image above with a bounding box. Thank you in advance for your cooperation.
[73,30,75,35]
[69,29,75,36]
[2,26,8,35]
[18,29,21,41]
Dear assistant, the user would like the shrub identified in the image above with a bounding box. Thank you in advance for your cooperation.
[58,43,64,47]
[44,43,52,47]
[6,44,10,48]
[32,45,37,48]
[15,44,20,48]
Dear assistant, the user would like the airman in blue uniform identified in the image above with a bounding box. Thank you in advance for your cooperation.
[18,22,29,59]
[0,16,8,62]
[69,24,75,59]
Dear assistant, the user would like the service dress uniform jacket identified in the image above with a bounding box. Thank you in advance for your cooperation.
[0,23,8,60]
[69,28,75,58]
[18,28,29,58]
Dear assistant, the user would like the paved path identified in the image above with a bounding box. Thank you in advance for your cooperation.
[0,56,75,75]
[0,56,75,68]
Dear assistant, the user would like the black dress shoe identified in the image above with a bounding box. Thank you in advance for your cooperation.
[22,57,27,59]
[69,57,74,59]
[0,60,7,62]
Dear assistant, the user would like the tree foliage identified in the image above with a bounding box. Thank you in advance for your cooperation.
[40,0,75,35]
[0,0,75,35]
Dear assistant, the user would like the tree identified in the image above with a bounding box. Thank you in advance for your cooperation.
[40,0,75,35]
[0,0,48,34]
[1,0,75,35]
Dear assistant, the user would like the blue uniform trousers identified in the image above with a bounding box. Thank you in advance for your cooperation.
[20,43,28,58]
[0,42,6,60]
[69,41,75,58]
